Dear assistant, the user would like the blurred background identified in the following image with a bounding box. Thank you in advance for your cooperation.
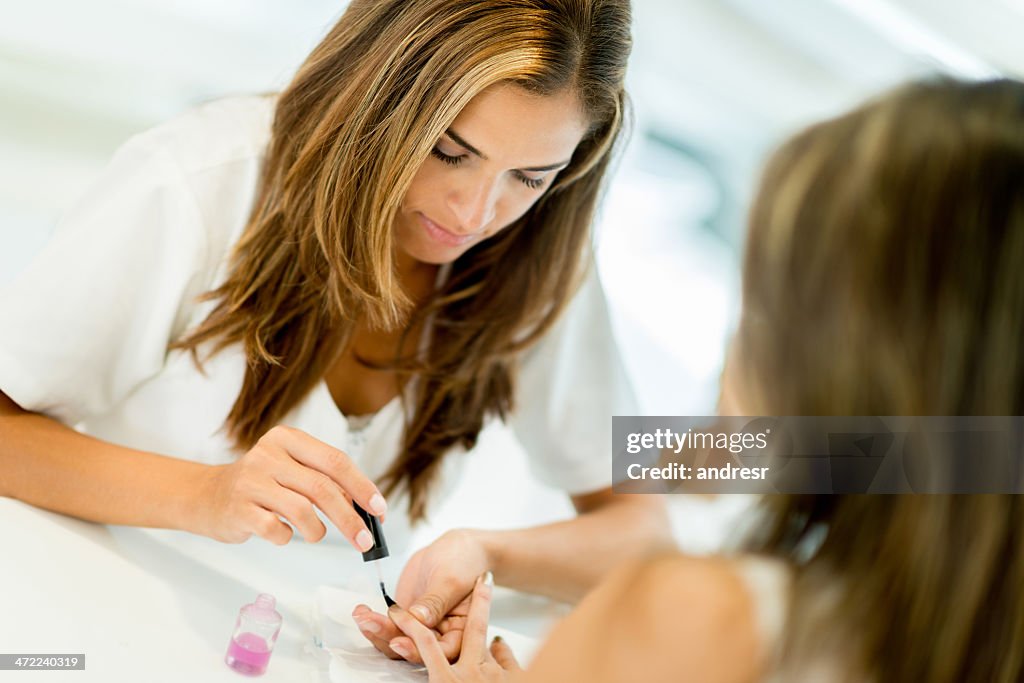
[1,0,1019,549]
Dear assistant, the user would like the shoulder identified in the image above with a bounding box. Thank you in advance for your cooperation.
[527,553,770,683]
[622,554,766,671]
[121,94,276,177]
[101,95,277,282]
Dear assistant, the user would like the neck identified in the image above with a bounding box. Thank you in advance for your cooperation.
[393,249,440,307]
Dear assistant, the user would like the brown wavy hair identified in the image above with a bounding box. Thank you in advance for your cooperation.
[736,78,1024,682]
[172,0,632,519]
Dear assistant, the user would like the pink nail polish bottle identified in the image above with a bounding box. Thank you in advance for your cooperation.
[225,593,283,676]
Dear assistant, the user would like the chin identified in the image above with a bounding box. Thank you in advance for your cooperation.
[404,249,456,266]
[397,238,469,267]
[396,220,477,266]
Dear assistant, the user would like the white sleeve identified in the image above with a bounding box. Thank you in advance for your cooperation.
[0,132,209,425]
[510,267,638,495]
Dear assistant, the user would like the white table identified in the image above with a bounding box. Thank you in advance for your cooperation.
[0,498,567,682]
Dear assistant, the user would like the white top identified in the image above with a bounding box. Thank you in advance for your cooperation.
[732,557,855,682]
[0,95,636,551]
[731,557,791,679]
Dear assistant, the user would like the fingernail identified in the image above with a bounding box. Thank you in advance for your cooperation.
[390,641,410,658]
[410,605,430,622]
[493,635,503,643]
[356,529,374,552]
[356,619,380,634]
[368,493,388,516]
[483,571,494,587]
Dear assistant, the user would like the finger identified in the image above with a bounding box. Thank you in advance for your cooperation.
[354,607,447,663]
[255,486,327,543]
[388,635,462,665]
[460,572,494,662]
[437,614,467,633]
[275,465,372,551]
[387,636,420,663]
[250,507,294,546]
[490,636,521,671]
[263,441,375,552]
[436,628,464,662]
[388,604,450,672]
[353,607,403,642]
[387,625,462,664]
[409,576,469,628]
[448,594,472,617]
[391,629,463,665]
[268,425,387,515]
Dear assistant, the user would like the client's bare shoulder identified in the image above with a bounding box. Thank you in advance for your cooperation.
[524,553,765,683]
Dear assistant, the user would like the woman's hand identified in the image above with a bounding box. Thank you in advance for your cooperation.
[193,425,387,549]
[352,528,492,662]
[389,571,521,683]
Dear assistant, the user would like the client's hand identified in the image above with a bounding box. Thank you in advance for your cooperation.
[389,571,521,682]
[352,529,491,663]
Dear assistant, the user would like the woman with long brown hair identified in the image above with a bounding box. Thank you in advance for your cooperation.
[0,0,669,663]
[392,77,1024,680]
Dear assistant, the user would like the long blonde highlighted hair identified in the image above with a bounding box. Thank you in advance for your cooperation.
[739,78,1024,682]
[173,0,632,518]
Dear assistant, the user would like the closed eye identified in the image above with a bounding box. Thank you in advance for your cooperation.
[514,172,546,190]
[431,147,465,166]
[432,144,548,190]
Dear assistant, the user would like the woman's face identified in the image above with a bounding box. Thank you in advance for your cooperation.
[395,83,590,265]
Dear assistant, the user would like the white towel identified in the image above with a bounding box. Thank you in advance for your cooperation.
[311,585,540,682]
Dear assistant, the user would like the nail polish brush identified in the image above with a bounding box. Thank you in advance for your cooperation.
[353,502,396,607]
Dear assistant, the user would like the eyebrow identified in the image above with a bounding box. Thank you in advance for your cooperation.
[445,128,571,172]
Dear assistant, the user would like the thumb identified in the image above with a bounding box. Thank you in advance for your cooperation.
[408,579,463,628]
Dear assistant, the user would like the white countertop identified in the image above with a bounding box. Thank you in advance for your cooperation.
[0,498,567,682]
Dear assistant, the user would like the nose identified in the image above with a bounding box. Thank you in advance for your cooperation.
[447,174,499,233]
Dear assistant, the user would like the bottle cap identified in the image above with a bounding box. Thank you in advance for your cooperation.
[353,503,389,561]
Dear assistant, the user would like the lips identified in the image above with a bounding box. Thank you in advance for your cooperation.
[416,212,477,247]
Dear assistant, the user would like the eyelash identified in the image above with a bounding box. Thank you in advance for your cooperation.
[430,147,546,190]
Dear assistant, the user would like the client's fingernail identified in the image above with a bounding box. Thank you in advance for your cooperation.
[390,641,410,658]
[356,529,374,552]
[483,571,494,587]
[493,635,503,643]
[356,619,380,634]
[368,493,388,516]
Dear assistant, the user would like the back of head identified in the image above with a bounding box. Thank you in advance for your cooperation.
[739,77,1024,416]
[738,79,1024,682]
